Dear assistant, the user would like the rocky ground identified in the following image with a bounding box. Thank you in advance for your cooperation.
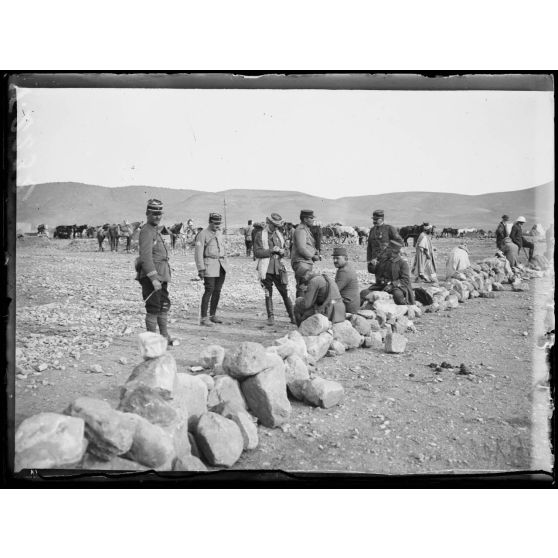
[13,235,554,474]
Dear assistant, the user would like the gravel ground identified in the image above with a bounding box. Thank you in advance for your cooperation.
[12,235,554,474]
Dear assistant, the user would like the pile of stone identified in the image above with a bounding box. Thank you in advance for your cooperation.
[15,332,259,471]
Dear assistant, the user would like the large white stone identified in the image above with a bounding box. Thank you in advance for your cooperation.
[384,331,407,354]
[172,373,209,429]
[124,413,176,468]
[138,332,168,359]
[284,354,310,400]
[15,413,87,471]
[222,341,275,379]
[350,314,372,336]
[332,320,362,350]
[302,378,345,409]
[298,314,331,337]
[66,397,136,460]
[303,331,333,363]
[207,375,247,413]
[241,358,291,428]
[195,412,244,467]
[221,408,259,450]
[275,330,308,361]
[199,345,226,369]
[124,353,177,400]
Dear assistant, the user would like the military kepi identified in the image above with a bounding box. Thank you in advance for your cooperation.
[332,246,348,257]
[300,209,315,219]
[209,212,222,224]
[146,199,163,214]
[372,209,384,218]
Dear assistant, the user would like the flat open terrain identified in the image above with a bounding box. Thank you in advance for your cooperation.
[13,235,554,474]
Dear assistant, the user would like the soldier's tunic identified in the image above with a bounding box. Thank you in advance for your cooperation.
[138,223,171,314]
[366,224,403,273]
[361,254,415,306]
[291,223,318,297]
[294,274,346,326]
[335,262,360,314]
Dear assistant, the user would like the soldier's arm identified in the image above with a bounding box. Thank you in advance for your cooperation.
[194,231,205,271]
[293,228,315,259]
[253,230,271,259]
[335,269,349,292]
[139,228,158,280]
[389,225,404,244]
[395,260,412,289]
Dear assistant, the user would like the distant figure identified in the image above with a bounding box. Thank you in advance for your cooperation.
[510,216,534,261]
[291,209,320,297]
[366,209,403,275]
[333,245,360,314]
[244,220,254,257]
[446,244,471,277]
[293,267,346,327]
[412,223,438,283]
[495,214,512,251]
[501,237,519,268]
[195,213,228,326]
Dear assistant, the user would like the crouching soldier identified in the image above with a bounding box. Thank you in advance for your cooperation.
[254,213,295,325]
[195,212,228,326]
[293,267,346,327]
[137,199,175,344]
[360,239,415,306]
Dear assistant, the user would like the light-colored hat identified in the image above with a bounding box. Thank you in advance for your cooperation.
[517,216,526,223]
[266,213,284,227]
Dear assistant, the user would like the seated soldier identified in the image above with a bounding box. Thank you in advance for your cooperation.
[360,239,415,306]
[293,267,346,327]
[333,245,360,314]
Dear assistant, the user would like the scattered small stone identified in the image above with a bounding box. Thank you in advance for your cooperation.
[36,363,48,372]
[89,364,103,374]
[119,357,128,365]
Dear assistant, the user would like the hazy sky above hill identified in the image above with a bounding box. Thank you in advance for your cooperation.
[16,87,553,198]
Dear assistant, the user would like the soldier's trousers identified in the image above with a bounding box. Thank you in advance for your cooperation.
[201,266,226,318]
[140,277,171,314]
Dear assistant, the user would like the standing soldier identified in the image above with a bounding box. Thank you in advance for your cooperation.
[366,209,403,275]
[291,209,320,297]
[244,220,254,257]
[254,212,296,326]
[137,199,174,344]
[495,214,512,251]
[195,212,228,326]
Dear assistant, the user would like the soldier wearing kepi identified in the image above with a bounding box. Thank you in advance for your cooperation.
[253,212,296,325]
[291,209,320,297]
[137,199,174,344]
[195,212,228,326]
[366,209,403,275]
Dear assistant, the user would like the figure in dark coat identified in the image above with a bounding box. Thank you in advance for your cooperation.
[366,209,403,274]
[510,216,534,261]
[333,245,360,314]
[291,209,320,297]
[361,239,415,306]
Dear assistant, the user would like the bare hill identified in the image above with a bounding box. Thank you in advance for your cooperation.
[16,181,554,230]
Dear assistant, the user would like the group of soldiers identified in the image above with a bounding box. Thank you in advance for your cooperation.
[135,199,430,343]
[136,199,553,344]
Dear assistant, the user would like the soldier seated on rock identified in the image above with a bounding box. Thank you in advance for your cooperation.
[360,239,415,306]
[332,245,360,314]
[293,267,346,327]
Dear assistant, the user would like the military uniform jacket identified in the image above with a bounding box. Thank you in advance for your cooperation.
[335,263,360,314]
[375,255,415,305]
[195,227,228,277]
[138,223,171,282]
[367,224,402,263]
[510,223,524,249]
[291,223,317,264]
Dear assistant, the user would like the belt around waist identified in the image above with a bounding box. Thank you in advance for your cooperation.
[205,255,224,259]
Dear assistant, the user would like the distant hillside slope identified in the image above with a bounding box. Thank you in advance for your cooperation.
[16,181,554,230]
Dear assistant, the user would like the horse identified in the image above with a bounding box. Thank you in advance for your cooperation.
[96,224,110,251]
[169,222,185,252]
[119,221,142,252]
[107,224,122,251]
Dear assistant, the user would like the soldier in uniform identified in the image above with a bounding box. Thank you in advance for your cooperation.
[333,245,360,314]
[253,212,295,325]
[244,220,254,257]
[137,199,174,343]
[195,212,228,326]
[291,209,320,297]
[366,209,403,275]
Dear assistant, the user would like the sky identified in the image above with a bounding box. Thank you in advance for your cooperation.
[15,87,554,198]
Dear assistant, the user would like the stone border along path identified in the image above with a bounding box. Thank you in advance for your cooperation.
[14,255,553,471]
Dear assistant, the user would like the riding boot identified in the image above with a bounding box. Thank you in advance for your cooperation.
[265,296,275,326]
[283,296,296,324]
[145,313,158,333]
[157,313,174,346]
